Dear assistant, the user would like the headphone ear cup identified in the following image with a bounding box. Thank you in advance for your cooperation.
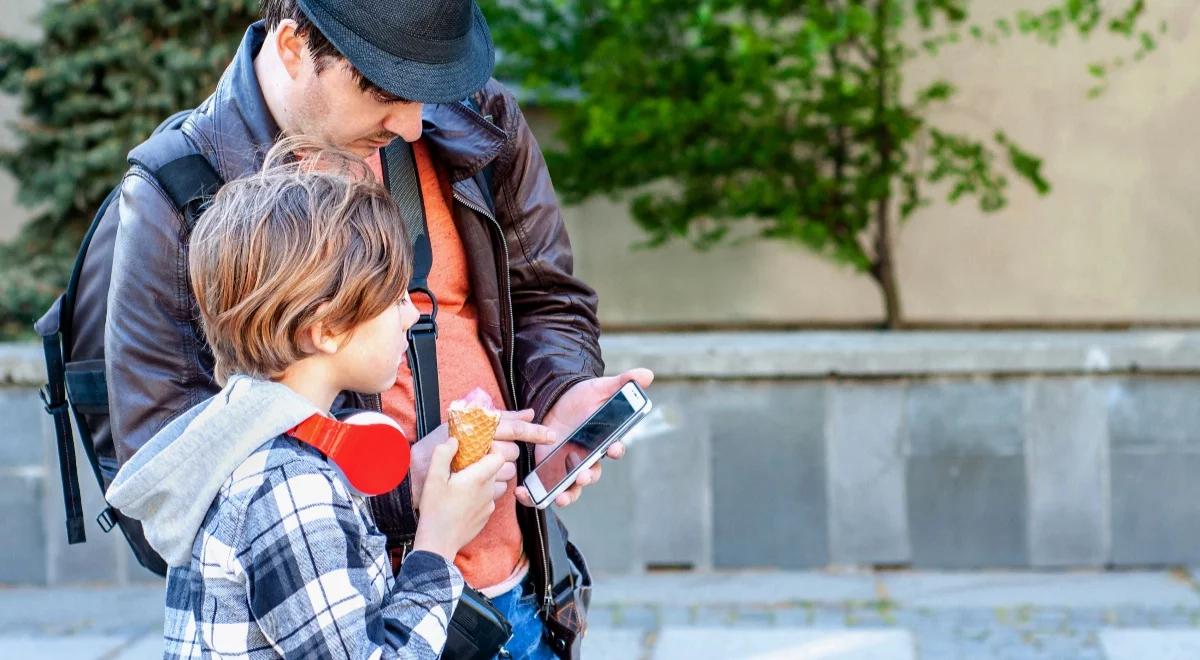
[290,410,410,496]
[337,410,409,444]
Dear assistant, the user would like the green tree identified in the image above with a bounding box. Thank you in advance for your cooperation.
[482,0,1162,328]
[0,0,257,339]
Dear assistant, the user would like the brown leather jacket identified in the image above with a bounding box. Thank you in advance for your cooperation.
[77,23,601,658]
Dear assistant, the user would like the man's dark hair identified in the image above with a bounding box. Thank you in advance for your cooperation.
[260,0,410,104]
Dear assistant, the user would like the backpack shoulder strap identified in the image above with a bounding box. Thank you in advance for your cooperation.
[128,131,222,227]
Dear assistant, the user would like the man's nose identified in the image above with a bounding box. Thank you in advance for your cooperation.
[383,103,424,143]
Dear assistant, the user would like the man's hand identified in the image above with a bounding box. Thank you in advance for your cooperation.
[409,409,557,503]
[515,368,655,508]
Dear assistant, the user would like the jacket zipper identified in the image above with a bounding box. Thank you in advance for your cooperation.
[452,188,554,615]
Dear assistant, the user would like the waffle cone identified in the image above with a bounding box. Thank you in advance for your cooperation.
[448,406,501,471]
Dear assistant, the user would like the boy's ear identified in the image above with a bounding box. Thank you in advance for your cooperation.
[304,320,342,356]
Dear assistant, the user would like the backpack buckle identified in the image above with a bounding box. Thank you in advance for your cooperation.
[96,507,118,533]
[39,385,67,415]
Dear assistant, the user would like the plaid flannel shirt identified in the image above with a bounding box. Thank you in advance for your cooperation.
[162,436,463,659]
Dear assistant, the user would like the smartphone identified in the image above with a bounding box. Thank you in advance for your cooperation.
[522,381,652,509]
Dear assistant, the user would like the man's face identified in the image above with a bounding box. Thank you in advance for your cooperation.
[288,54,423,156]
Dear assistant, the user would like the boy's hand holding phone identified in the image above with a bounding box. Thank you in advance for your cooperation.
[412,438,505,561]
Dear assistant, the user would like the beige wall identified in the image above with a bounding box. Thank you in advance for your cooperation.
[548,2,1200,328]
[0,0,40,242]
[1,1,1198,326]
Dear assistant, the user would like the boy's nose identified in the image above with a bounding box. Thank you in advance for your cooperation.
[400,297,420,329]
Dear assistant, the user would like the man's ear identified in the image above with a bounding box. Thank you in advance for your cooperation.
[275,19,306,81]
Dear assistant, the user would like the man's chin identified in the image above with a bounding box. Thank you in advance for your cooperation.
[341,142,379,157]
[350,137,401,154]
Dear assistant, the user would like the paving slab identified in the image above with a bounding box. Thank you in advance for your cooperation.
[591,571,877,607]
[1100,629,1200,660]
[581,629,646,658]
[0,585,162,634]
[651,628,915,660]
[880,572,1200,609]
[0,635,128,659]
[112,634,162,659]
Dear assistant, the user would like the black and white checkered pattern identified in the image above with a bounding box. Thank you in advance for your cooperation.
[162,436,463,658]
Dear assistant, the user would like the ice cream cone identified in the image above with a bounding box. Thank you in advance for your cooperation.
[448,403,501,471]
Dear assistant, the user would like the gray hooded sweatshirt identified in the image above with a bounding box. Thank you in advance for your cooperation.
[105,375,320,567]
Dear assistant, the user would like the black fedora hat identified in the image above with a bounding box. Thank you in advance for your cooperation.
[296,0,494,104]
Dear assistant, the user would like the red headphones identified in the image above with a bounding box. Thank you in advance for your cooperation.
[287,410,411,496]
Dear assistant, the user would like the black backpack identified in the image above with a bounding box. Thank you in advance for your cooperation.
[36,109,222,576]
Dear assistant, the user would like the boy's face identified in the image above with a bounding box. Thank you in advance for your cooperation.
[335,294,421,394]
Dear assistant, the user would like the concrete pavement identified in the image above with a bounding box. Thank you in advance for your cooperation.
[3,569,1200,658]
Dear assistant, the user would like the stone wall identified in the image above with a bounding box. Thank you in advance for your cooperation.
[2,331,1199,584]
[564,331,1200,572]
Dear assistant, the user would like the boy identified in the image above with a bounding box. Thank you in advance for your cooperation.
[106,141,534,658]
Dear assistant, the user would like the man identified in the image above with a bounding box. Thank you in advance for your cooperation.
[99,1,652,657]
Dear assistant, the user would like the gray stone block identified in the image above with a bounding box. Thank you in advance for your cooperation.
[1025,379,1110,567]
[710,382,828,568]
[1111,452,1200,565]
[826,383,911,564]
[1109,379,1200,450]
[0,388,47,467]
[631,384,712,570]
[0,473,47,584]
[42,413,123,585]
[555,436,639,574]
[906,381,1024,457]
[907,456,1027,567]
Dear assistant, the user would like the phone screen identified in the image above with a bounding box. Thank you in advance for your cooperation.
[531,389,639,497]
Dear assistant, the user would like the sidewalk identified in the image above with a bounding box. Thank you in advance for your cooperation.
[3,569,1200,659]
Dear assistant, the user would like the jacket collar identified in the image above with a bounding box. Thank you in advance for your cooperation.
[190,21,506,186]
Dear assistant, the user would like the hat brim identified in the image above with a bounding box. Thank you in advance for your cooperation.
[303,3,495,104]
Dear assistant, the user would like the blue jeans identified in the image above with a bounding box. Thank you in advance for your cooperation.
[489,578,557,660]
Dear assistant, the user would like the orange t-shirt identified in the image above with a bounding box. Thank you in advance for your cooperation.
[366,142,523,590]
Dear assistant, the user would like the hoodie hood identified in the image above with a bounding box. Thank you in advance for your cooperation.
[106,376,320,567]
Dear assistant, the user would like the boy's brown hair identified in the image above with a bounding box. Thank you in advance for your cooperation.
[189,138,411,383]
